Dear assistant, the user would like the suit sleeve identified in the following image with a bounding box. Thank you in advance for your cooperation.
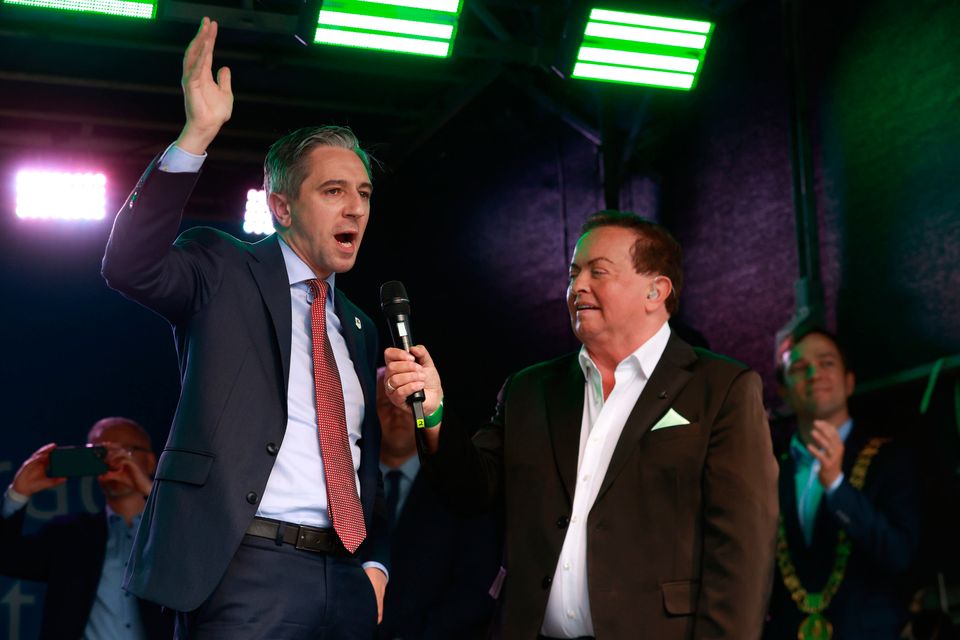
[101,159,226,324]
[824,444,920,574]
[695,370,779,639]
[354,321,390,571]
[417,378,511,511]
[0,508,53,582]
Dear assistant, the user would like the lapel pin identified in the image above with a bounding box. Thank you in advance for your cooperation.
[355,317,362,330]
[657,391,668,399]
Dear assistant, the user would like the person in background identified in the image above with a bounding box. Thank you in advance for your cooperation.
[375,366,500,640]
[0,417,173,640]
[764,327,921,639]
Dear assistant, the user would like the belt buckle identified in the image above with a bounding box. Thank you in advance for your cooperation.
[294,524,331,553]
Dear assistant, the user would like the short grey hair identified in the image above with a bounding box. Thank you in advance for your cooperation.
[263,125,373,198]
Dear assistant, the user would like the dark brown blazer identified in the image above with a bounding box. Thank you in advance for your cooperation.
[422,333,779,639]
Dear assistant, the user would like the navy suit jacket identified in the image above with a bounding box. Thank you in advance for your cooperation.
[765,425,920,639]
[102,160,388,611]
[377,470,500,640]
[0,508,174,640]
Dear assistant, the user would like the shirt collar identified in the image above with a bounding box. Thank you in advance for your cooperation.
[379,453,421,483]
[790,418,854,464]
[577,320,672,382]
[104,504,142,529]
[277,234,336,300]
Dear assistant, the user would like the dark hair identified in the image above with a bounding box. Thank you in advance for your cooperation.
[581,210,684,314]
[776,326,852,384]
[263,125,372,199]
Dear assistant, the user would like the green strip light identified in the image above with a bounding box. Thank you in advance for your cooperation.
[1,0,155,18]
[313,0,463,57]
[572,7,714,90]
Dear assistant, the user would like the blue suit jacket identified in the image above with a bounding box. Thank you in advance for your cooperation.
[765,426,920,639]
[102,160,388,612]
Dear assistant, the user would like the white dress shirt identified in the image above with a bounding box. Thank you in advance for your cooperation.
[540,321,671,638]
[256,237,365,526]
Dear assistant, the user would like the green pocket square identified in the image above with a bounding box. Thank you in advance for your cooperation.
[651,407,691,432]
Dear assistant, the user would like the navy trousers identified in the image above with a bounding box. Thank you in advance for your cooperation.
[175,533,378,639]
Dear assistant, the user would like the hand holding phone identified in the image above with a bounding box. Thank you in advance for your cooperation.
[9,442,67,499]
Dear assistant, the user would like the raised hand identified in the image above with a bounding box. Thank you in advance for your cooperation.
[175,17,234,155]
[11,443,66,498]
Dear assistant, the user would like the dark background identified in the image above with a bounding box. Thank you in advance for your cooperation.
[1,0,958,636]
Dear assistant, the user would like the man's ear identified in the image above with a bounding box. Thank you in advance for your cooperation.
[644,276,673,311]
[844,370,855,398]
[145,452,157,477]
[268,192,291,229]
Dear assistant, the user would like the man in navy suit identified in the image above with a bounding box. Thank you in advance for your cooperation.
[102,17,387,639]
[0,417,174,640]
[375,367,500,640]
[764,328,920,638]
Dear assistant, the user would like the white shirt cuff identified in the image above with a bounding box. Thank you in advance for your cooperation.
[2,485,29,519]
[825,472,845,496]
[158,142,206,173]
[361,561,389,583]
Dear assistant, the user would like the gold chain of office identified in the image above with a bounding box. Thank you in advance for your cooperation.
[775,436,890,640]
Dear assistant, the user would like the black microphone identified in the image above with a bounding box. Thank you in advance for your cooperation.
[380,281,426,428]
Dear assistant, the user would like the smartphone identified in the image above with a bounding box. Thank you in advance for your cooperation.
[46,445,109,478]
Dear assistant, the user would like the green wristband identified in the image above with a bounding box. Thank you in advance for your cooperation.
[421,398,444,429]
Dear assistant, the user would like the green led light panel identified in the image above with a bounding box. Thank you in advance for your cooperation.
[572,7,713,90]
[1,0,155,18]
[312,0,463,57]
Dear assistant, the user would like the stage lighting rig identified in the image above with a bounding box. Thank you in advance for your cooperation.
[570,7,714,90]
[0,0,156,18]
[296,0,463,57]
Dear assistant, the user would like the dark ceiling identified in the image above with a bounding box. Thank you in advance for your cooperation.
[0,0,745,220]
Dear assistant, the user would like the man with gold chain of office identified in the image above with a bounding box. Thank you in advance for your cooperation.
[764,328,921,639]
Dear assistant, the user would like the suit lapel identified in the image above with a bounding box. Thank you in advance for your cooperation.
[248,235,292,393]
[333,291,373,408]
[778,450,810,567]
[595,334,695,503]
[545,356,585,504]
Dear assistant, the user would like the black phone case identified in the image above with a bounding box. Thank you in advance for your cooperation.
[46,445,109,477]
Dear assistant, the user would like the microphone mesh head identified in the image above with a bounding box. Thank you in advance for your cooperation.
[380,281,411,315]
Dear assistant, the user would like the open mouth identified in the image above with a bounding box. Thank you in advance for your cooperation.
[334,232,356,248]
[576,303,599,311]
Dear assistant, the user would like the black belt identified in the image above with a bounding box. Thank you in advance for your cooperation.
[245,517,350,555]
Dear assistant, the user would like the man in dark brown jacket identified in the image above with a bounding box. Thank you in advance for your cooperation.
[384,211,779,639]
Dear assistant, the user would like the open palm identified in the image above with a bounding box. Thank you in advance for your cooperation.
[177,18,233,154]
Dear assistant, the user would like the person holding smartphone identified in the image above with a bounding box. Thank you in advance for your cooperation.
[0,417,173,640]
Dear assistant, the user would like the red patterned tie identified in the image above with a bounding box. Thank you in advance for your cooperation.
[308,279,366,553]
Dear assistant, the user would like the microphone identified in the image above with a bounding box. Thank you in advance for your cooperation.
[380,281,426,428]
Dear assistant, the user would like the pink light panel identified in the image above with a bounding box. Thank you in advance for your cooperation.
[16,169,107,220]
